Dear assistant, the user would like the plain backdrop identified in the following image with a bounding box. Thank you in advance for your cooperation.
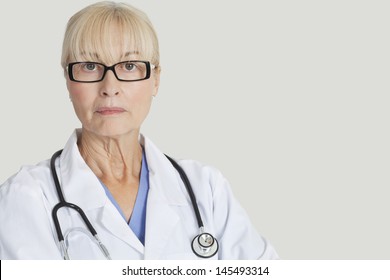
[0,0,389,259]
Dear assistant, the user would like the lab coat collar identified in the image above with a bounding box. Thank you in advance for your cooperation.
[59,129,190,257]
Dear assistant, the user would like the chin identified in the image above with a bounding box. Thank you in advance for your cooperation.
[85,123,140,138]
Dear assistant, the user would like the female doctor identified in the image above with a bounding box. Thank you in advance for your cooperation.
[0,1,278,260]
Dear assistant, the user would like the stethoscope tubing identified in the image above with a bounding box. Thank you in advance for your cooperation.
[50,150,98,243]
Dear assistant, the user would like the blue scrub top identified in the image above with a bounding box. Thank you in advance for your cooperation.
[99,148,149,245]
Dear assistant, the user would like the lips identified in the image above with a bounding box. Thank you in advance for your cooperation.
[95,107,126,115]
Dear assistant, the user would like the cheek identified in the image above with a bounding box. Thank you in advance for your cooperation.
[126,81,154,107]
[67,82,96,120]
[69,82,84,100]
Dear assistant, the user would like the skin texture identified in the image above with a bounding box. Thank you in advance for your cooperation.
[66,45,160,221]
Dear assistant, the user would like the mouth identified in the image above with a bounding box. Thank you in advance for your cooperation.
[95,107,126,115]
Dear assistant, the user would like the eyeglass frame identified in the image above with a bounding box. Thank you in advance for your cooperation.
[67,60,156,83]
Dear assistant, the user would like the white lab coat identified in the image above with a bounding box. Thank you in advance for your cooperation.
[0,129,278,260]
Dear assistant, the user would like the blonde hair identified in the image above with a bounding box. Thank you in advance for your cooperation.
[61,1,159,69]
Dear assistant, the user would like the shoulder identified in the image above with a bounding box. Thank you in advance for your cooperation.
[0,160,62,259]
[0,160,52,206]
[0,131,78,206]
[141,135,233,201]
[176,158,226,188]
[174,158,233,206]
[176,159,222,180]
[142,135,228,194]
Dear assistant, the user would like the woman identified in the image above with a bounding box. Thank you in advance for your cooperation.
[0,1,278,259]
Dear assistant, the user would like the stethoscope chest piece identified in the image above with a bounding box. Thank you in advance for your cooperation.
[191,232,219,258]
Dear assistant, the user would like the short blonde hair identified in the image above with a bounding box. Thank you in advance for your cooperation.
[61,1,159,69]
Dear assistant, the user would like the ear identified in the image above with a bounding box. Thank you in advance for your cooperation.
[152,66,161,97]
[66,81,73,102]
[64,68,70,90]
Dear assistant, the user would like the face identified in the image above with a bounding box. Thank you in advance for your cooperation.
[66,53,160,139]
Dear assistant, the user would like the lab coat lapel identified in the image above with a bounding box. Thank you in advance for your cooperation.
[100,204,145,254]
[141,136,189,259]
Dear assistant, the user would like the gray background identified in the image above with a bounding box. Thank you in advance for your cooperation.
[0,0,389,259]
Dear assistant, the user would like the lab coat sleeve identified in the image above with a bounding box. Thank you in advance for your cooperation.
[211,169,279,259]
[0,168,61,259]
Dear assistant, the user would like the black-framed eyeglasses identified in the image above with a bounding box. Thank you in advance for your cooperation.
[67,60,155,83]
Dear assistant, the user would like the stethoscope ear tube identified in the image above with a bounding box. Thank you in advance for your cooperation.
[52,202,98,238]
[51,150,66,243]
[52,203,66,242]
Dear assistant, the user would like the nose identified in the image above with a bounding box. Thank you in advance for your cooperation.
[100,69,120,97]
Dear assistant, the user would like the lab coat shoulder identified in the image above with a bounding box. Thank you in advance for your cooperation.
[176,159,279,260]
[0,162,61,259]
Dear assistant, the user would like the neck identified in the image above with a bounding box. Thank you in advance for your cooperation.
[78,129,143,185]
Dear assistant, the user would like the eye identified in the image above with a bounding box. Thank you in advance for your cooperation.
[83,63,98,71]
[124,62,136,71]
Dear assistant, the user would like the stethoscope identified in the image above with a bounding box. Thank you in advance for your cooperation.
[50,149,219,260]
